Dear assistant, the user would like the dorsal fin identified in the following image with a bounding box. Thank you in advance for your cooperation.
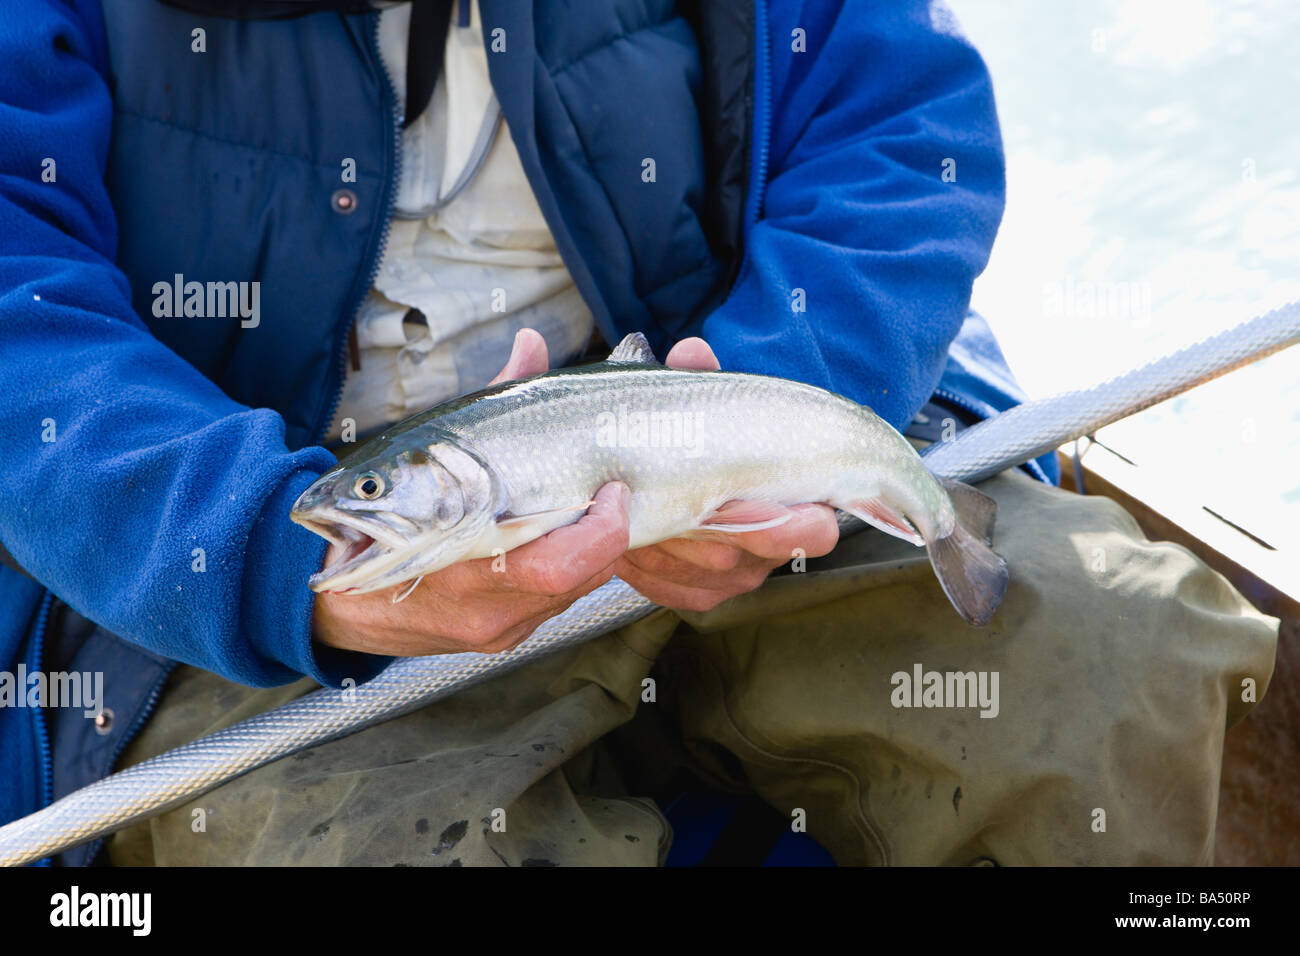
[607,332,659,365]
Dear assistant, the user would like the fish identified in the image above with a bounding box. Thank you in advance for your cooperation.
[290,333,1010,625]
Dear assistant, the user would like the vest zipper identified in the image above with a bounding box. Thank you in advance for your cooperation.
[745,0,773,231]
[74,657,178,867]
[27,590,54,866]
[932,385,989,422]
[317,12,403,444]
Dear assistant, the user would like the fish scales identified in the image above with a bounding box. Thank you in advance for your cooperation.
[451,366,940,550]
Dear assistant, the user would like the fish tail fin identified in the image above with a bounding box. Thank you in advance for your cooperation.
[938,476,998,544]
[926,478,1008,627]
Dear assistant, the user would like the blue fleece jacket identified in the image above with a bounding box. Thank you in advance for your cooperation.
[0,0,1042,829]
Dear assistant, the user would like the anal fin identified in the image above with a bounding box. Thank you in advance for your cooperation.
[842,498,925,546]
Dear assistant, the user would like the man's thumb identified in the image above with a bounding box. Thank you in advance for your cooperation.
[489,328,550,384]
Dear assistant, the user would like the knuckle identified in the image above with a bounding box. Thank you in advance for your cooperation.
[462,623,497,646]
[459,606,517,646]
[530,561,583,596]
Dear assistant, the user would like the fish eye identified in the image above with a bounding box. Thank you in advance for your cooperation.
[353,472,385,500]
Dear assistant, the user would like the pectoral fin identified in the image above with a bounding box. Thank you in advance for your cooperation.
[488,501,596,552]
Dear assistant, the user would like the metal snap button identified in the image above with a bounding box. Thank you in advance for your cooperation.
[331,188,358,214]
[93,708,115,735]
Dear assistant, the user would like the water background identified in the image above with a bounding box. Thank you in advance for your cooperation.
[947,0,1300,555]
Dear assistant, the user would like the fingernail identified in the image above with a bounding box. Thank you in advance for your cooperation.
[508,329,524,362]
[616,482,631,510]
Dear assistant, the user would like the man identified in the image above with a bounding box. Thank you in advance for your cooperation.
[0,0,1276,866]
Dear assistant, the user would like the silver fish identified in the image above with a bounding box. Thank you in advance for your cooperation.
[291,334,1009,625]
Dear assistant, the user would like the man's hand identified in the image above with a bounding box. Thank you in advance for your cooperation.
[312,329,630,657]
[310,328,840,658]
[311,479,631,656]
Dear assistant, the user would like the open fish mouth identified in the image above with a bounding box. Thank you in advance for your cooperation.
[291,510,413,592]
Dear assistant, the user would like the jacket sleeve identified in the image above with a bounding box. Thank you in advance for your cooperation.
[699,0,1006,432]
[0,1,389,687]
